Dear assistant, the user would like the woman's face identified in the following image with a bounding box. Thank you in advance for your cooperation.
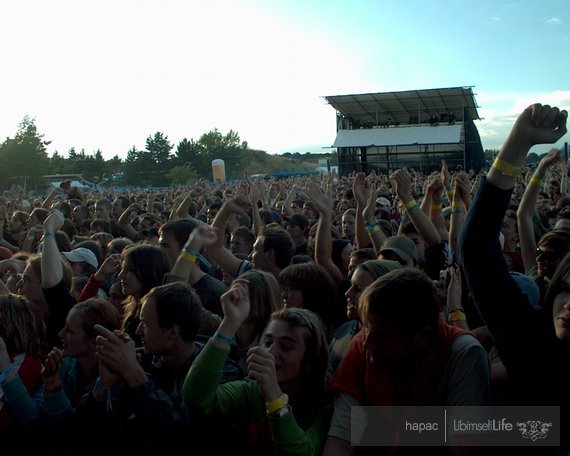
[281,285,303,308]
[9,215,24,232]
[552,271,570,340]
[58,308,92,357]
[536,242,563,279]
[118,263,143,298]
[341,243,353,274]
[18,264,44,305]
[261,320,308,386]
[345,268,374,320]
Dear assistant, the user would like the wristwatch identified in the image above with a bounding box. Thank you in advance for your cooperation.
[268,404,291,418]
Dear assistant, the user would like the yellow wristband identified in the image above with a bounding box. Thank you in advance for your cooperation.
[449,310,466,322]
[492,157,521,178]
[266,393,289,414]
[404,199,417,211]
[431,203,442,210]
[530,175,543,187]
[182,251,198,263]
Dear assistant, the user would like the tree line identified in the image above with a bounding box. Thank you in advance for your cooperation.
[0,117,330,192]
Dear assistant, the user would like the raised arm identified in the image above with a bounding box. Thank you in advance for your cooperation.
[517,148,562,273]
[204,197,252,278]
[307,181,345,284]
[117,203,141,241]
[352,172,372,250]
[448,172,471,264]
[392,168,441,246]
[41,210,65,288]
[459,103,567,365]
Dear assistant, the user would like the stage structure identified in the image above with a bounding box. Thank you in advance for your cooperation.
[324,87,485,176]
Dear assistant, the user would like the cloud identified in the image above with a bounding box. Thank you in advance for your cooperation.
[476,90,570,153]
[546,17,562,25]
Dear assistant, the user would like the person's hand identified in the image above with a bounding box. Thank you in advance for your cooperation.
[447,265,462,310]
[441,160,451,190]
[390,168,414,203]
[511,104,567,147]
[186,224,218,251]
[42,347,64,392]
[538,147,563,170]
[222,197,251,215]
[43,209,64,233]
[426,172,443,195]
[246,345,281,402]
[352,172,370,207]
[306,181,334,214]
[94,326,140,383]
[94,254,121,281]
[249,185,262,205]
[454,172,472,209]
[362,180,378,223]
[219,279,250,326]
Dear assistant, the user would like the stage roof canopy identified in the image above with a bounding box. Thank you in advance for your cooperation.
[323,86,480,128]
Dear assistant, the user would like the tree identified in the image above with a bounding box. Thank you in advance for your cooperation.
[0,116,50,191]
[196,129,248,179]
[173,138,208,177]
[166,164,199,185]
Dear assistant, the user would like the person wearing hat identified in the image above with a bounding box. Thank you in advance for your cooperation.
[62,247,99,278]
[284,213,310,256]
[378,235,418,268]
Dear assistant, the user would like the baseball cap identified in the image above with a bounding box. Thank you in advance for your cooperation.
[510,272,540,310]
[62,247,98,269]
[284,213,309,231]
[379,236,418,264]
[376,197,391,207]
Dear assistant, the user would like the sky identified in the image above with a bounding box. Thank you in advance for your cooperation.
[1,0,569,161]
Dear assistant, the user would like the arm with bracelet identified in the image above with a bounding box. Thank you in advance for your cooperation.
[361,182,387,255]
[517,148,562,274]
[426,171,449,242]
[449,173,470,264]
[182,280,249,410]
[392,168,442,246]
[169,224,217,286]
[446,265,469,330]
[353,172,374,250]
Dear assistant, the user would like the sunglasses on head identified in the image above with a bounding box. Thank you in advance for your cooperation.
[536,247,559,262]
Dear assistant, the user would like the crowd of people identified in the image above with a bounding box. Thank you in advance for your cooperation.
[0,103,568,455]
